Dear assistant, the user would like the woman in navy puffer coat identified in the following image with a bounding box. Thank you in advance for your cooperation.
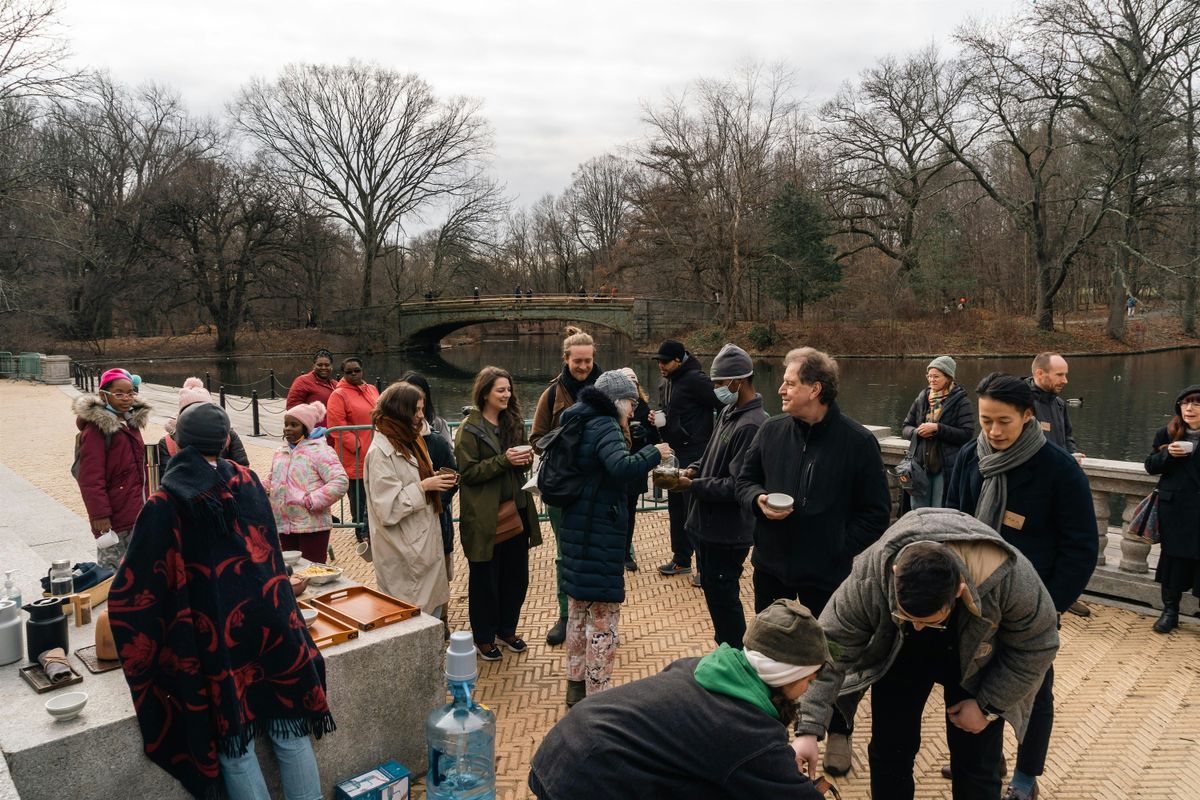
[558,372,668,705]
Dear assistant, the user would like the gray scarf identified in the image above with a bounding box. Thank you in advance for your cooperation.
[973,418,1046,532]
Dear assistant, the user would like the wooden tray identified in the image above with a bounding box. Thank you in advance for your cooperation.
[309,586,419,631]
[19,662,83,693]
[74,645,122,674]
[297,601,359,650]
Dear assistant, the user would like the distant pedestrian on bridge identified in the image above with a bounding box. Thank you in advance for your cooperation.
[286,349,338,418]
[1145,384,1200,635]
[474,286,480,303]
[526,286,534,302]
[327,356,379,556]
[532,326,601,646]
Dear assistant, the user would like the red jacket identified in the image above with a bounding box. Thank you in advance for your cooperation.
[286,371,338,418]
[73,395,151,535]
[325,380,379,478]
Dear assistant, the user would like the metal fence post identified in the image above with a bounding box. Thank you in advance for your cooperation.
[205,372,211,392]
[375,376,383,392]
[269,370,276,400]
[219,386,226,409]
[251,390,260,436]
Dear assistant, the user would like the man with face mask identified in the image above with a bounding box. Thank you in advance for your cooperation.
[674,343,768,649]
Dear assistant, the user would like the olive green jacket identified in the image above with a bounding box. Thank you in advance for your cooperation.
[454,408,542,562]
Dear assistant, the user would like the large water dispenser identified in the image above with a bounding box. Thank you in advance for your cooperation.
[426,631,496,800]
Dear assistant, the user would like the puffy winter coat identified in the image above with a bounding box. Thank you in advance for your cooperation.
[264,437,349,535]
[796,508,1060,743]
[685,395,769,548]
[73,394,151,534]
[558,388,661,603]
[1145,385,1200,560]
[1023,376,1078,453]
[899,384,975,510]
[326,380,379,478]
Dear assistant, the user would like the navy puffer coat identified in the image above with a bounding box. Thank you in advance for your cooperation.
[559,388,662,603]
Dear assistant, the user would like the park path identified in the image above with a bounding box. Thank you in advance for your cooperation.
[1,379,1198,799]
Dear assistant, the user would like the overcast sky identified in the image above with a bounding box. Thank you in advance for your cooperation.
[59,0,1016,216]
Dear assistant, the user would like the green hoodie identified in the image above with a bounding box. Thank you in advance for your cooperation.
[693,643,777,719]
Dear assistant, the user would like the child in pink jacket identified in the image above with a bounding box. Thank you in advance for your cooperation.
[266,401,349,563]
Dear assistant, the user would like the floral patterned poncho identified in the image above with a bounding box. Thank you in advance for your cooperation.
[108,446,334,798]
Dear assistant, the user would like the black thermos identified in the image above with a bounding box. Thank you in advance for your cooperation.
[23,597,69,662]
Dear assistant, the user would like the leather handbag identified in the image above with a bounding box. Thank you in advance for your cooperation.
[1130,489,1161,544]
[891,436,929,497]
[495,500,524,544]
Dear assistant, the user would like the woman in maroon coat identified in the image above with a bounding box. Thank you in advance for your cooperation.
[286,349,338,415]
[72,368,151,570]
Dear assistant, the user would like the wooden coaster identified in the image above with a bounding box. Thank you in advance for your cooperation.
[19,662,83,693]
[74,645,121,674]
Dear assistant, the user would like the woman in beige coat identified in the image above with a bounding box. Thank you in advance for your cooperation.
[365,381,456,616]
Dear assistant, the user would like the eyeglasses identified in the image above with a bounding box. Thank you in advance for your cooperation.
[891,609,949,630]
[343,368,362,374]
[1181,400,1200,408]
[102,390,134,399]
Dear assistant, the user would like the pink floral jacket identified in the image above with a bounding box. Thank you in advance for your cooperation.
[265,437,349,535]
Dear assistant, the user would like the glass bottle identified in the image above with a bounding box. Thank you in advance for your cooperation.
[426,632,496,800]
[48,560,73,597]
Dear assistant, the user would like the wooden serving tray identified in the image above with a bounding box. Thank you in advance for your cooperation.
[309,586,419,631]
[297,601,359,650]
[20,662,83,693]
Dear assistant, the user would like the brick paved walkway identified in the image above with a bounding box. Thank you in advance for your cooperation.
[7,381,1200,800]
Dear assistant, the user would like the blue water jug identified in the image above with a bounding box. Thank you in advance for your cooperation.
[426,631,496,800]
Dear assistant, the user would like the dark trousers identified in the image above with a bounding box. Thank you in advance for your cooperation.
[695,542,750,649]
[752,569,852,735]
[666,489,693,566]
[869,624,1004,800]
[278,530,331,564]
[1015,667,1054,776]
[347,478,369,542]
[467,535,530,646]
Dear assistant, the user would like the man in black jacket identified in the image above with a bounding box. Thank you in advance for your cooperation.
[653,339,721,577]
[676,343,769,648]
[529,600,832,800]
[736,346,891,776]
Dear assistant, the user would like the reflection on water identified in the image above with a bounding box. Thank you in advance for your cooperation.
[122,336,1198,462]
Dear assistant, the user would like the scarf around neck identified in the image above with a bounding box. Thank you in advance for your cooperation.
[926,385,952,422]
[973,418,1046,532]
[375,416,442,513]
[107,447,333,798]
[559,361,600,401]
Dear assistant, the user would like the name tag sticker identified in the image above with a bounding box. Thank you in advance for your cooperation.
[1039,421,1052,431]
[1003,510,1026,530]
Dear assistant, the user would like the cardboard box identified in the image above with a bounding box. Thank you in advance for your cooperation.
[334,760,411,800]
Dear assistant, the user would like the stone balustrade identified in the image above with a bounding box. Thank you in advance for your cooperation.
[872,429,1194,615]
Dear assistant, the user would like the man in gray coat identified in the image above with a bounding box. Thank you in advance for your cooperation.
[793,508,1059,800]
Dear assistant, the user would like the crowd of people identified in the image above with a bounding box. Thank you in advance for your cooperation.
[66,338,1200,799]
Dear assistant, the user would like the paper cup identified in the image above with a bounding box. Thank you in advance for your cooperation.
[654,412,667,429]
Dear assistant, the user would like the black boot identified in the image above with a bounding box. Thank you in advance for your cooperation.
[1153,589,1181,634]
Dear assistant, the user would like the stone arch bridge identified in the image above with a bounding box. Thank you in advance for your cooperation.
[327,294,711,348]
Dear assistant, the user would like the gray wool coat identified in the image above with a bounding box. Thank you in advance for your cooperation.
[796,508,1059,742]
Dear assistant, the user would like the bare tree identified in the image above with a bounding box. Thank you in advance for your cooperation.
[231,61,491,317]
[565,154,633,279]
[0,0,76,104]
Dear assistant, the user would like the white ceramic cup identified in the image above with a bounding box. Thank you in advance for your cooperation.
[654,411,667,429]
[96,529,119,549]
[1178,441,1196,454]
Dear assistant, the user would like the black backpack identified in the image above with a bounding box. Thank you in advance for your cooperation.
[536,415,589,507]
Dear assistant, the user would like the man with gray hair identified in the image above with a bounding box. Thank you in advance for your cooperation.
[736,346,891,776]
[674,343,769,649]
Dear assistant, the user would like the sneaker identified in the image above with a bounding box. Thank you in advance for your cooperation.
[691,573,703,588]
[566,679,586,707]
[498,635,527,653]
[477,643,502,662]
[823,733,852,776]
[625,559,639,572]
[1002,781,1038,800]
[1067,600,1091,617]
[546,616,568,646]
[658,561,693,576]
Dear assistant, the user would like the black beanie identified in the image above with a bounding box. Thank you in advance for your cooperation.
[176,403,231,456]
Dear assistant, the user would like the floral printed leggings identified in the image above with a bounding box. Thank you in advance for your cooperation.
[566,597,621,696]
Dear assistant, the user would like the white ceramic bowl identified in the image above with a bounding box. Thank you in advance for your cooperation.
[295,563,344,585]
[281,550,304,566]
[45,691,88,721]
[765,492,794,511]
[300,608,319,628]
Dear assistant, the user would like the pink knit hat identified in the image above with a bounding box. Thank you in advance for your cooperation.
[285,401,325,434]
[99,368,132,389]
[178,377,212,412]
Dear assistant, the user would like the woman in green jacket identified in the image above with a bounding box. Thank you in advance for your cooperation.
[456,366,542,662]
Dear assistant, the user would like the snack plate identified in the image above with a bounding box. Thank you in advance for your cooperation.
[309,586,419,631]
[291,561,344,585]
[297,601,359,649]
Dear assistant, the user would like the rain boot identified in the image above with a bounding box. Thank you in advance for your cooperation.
[1153,588,1181,634]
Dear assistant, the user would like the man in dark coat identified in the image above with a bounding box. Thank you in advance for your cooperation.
[946,372,1097,800]
[736,346,891,776]
[653,339,722,577]
[529,600,831,800]
[1025,352,1080,456]
[677,343,769,648]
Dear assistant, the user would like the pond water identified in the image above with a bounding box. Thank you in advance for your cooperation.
[118,335,1199,462]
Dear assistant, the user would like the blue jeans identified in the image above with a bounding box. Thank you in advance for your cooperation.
[911,472,945,510]
[219,729,322,800]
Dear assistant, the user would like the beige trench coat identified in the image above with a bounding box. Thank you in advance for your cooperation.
[364,433,450,613]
